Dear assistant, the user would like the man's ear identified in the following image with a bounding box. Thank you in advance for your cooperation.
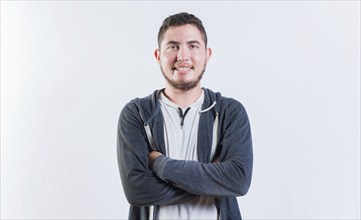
[206,47,212,63]
[154,49,160,63]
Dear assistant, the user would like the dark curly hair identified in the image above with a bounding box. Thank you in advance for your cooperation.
[157,12,208,48]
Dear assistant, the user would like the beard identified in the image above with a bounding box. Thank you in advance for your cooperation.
[160,64,207,91]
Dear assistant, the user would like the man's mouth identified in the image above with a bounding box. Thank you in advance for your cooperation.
[175,67,191,71]
[173,65,193,73]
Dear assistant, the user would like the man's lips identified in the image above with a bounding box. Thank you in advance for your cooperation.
[175,67,191,71]
[173,65,193,73]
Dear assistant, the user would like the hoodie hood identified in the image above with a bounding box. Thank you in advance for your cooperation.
[136,88,220,125]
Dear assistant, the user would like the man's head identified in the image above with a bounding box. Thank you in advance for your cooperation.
[155,12,212,91]
[157,12,208,48]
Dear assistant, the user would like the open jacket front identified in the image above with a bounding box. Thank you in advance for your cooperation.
[117,88,253,220]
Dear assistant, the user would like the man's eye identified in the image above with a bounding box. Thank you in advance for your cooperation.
[168,45,178,50]
[189,44,199,49]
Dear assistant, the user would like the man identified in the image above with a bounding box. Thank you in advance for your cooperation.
[117,12,253,220]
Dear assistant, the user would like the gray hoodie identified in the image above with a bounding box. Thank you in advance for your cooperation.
[117,88,253,219]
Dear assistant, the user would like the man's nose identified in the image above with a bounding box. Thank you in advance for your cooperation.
[177,47,190,62]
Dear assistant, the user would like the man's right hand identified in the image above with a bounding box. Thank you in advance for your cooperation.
[148,151,163,168]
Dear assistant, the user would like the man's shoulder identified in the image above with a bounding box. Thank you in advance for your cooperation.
[124,90,159,107]
[203,88,245,110]
[120,89,161,120]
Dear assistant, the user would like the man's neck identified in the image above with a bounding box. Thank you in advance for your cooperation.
[163,86,203,109]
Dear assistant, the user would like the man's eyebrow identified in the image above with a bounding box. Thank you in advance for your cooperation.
[166,41,180,45]
[165,40,201,45]
[187,40,201,45]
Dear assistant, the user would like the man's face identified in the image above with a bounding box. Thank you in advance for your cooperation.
[155,24,212,91]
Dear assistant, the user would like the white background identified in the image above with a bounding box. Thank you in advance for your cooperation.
[1,1,360,219]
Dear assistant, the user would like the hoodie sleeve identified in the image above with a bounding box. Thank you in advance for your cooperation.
[151,99,253,197]
[117,101,196,206]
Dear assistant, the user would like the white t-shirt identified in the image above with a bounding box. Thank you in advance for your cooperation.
[156,91,218,219]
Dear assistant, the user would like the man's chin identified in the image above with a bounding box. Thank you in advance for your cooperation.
[168,80,199,91]
[161,66,205,91]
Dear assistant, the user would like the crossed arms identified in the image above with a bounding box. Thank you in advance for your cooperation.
[117,101,253,206]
